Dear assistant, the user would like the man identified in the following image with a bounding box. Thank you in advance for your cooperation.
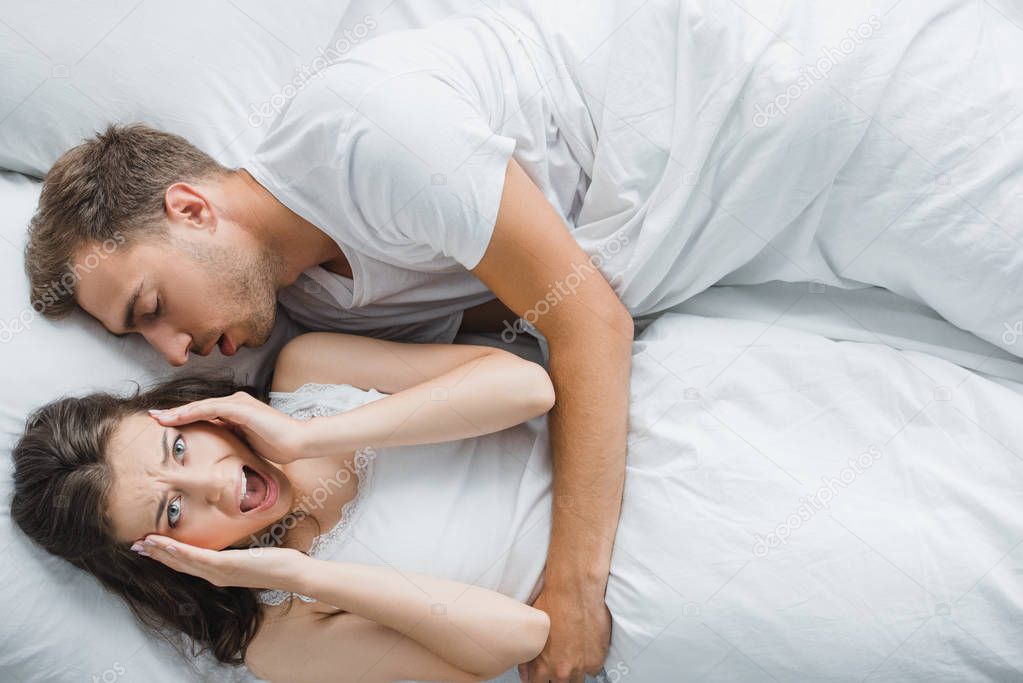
[25,121,632,683]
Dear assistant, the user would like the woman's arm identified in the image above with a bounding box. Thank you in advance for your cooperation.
[269,555,550,680]
[249,607,490,683]
[139,535,548,681]
[273,332,556,456]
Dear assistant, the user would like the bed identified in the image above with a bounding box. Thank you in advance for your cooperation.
[2,1,1022,682]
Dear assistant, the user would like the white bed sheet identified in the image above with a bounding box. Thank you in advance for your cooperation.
[600,311,1023,681]
[662,282,1023,391]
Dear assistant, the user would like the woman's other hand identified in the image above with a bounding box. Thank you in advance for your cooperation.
[132,534,305,590]
[149,391,308,464]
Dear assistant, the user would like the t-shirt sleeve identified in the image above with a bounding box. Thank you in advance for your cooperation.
[344,71,518,270]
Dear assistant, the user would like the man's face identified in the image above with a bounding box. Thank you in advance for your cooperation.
[74,230,281,366]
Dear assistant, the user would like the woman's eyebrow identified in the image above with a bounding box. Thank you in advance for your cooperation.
[152,428,170,529]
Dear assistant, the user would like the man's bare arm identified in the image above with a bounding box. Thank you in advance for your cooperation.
[472,158,633,682]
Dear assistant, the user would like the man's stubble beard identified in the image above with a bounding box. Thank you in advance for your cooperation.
[182,239,284,349]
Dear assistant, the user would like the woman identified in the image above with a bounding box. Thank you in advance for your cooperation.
[12,332,555,682]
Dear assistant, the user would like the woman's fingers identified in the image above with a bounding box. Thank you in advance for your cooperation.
[148,402,219,426]
[149,396,244,427]
[132,535,185,570]
[149,411,244,443]
[133,535,215,576]
[150,391,259,427]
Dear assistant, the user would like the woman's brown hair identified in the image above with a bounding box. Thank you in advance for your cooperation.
[10,374,268,666]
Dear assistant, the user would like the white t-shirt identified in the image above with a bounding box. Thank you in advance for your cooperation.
[246,4,589,343]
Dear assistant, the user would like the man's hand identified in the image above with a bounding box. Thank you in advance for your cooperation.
[521,586,611,683]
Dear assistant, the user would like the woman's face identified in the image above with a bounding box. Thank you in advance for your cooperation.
[105,412,294,550]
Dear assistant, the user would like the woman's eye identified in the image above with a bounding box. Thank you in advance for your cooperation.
[167,497,182,528]
[172,435,186,462]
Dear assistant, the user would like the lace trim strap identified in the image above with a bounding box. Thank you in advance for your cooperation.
[268,381,386,415]
[256,383,383,607]
[307,447,374,558]
[254,447,374,607]
[257,588,317,607]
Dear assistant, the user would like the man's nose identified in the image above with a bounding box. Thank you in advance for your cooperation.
[143,325,191,367]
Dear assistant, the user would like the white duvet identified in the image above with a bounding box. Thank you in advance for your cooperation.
[516,0,1023,359]
[602,312,1023,681]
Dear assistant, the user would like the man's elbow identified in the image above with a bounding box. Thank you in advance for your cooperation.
[606,304,634,341]
[583,302,634,346]
[542,297,634,347]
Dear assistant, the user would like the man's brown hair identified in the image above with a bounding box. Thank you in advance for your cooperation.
[24,123,229,319]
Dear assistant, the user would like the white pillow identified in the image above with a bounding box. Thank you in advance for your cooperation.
[0,0,512,178]
[0,171,301,680]
[0,0,355,177]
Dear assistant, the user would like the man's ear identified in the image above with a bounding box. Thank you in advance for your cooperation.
[165,182,217,234]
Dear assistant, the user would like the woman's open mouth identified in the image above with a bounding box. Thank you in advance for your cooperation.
[239,465,277,513]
